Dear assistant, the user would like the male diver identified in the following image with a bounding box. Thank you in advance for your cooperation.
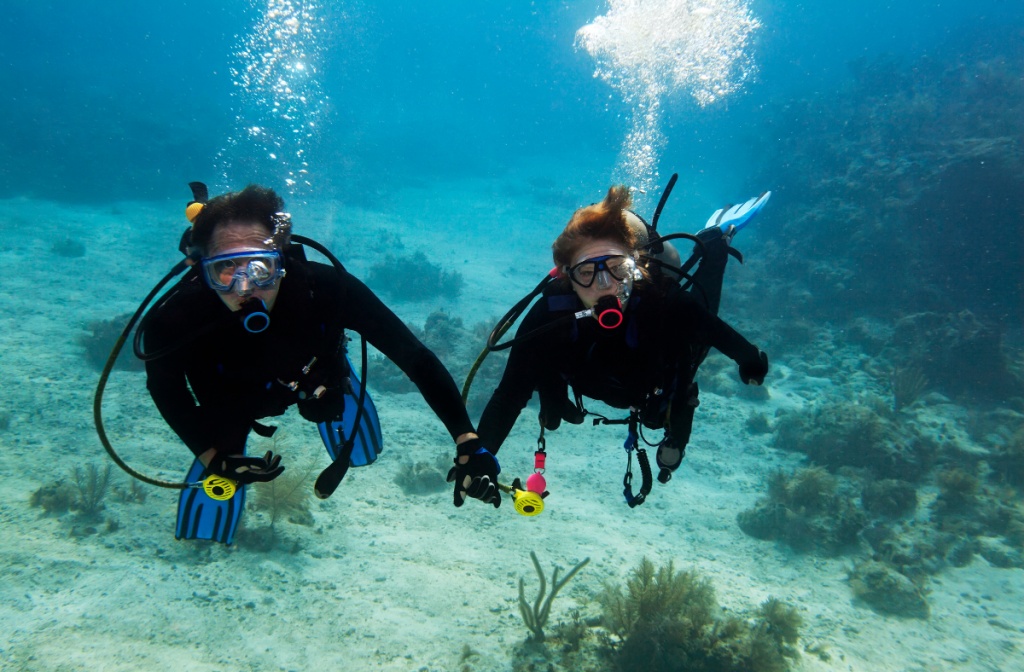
[132,184,481,543]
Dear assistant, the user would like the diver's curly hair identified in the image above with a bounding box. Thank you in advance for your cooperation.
[190,185,288,255]
[552,185,639,271]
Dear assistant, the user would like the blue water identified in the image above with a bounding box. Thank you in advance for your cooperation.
[2,2,1024,670]
[2,1,1018,203]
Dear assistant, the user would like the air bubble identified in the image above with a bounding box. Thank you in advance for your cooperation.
[576,0,760,195]
[216,0,328,198]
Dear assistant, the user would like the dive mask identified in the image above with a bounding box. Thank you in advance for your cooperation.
[567,254,636,288]
[201,249,286,294]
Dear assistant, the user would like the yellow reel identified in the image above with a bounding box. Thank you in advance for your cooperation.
[202,475,237,501]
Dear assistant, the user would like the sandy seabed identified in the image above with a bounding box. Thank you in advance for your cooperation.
[0,180,1021,671]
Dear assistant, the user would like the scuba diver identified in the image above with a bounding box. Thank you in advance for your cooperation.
[124,184,480,543]
[451,182,769,510]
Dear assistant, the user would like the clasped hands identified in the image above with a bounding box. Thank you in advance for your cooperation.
[446,438,501,508]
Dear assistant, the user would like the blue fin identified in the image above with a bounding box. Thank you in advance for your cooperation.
[318,356,383,467]
[175,458,246,545]
[704,191,771,235]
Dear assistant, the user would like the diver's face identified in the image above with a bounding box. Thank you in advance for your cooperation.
[206,221,282,313]
[566,238,635,309]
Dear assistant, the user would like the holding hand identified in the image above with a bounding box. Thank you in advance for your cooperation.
[208,450,284,484]
[739,351,769,386]
[446,438,501,508]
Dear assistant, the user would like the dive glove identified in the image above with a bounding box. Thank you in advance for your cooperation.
[538,394,585,432]
[208,450,284,484]
[297,386,346,423]
[446,438,501,508]
[739,351,769,386]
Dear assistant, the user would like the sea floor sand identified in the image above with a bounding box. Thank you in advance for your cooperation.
[0,186,1021,671]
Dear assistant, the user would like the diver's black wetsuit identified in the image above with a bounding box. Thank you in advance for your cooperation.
[144,253,473,457]
[477,277,763,453]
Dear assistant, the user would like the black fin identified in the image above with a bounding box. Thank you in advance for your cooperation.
[188,181,209,204]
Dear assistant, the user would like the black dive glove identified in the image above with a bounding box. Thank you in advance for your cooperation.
[739,351,769,386]
[539,395,585,431]
[208,450,284,484]
[297,386,346,423]
[446,438,501,508]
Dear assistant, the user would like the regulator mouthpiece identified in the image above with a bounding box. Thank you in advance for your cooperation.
[594,295,624,329]
[512,488,545,516]
[239,298,271,333]
[499,475,548,516]
[200,475,237,500]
